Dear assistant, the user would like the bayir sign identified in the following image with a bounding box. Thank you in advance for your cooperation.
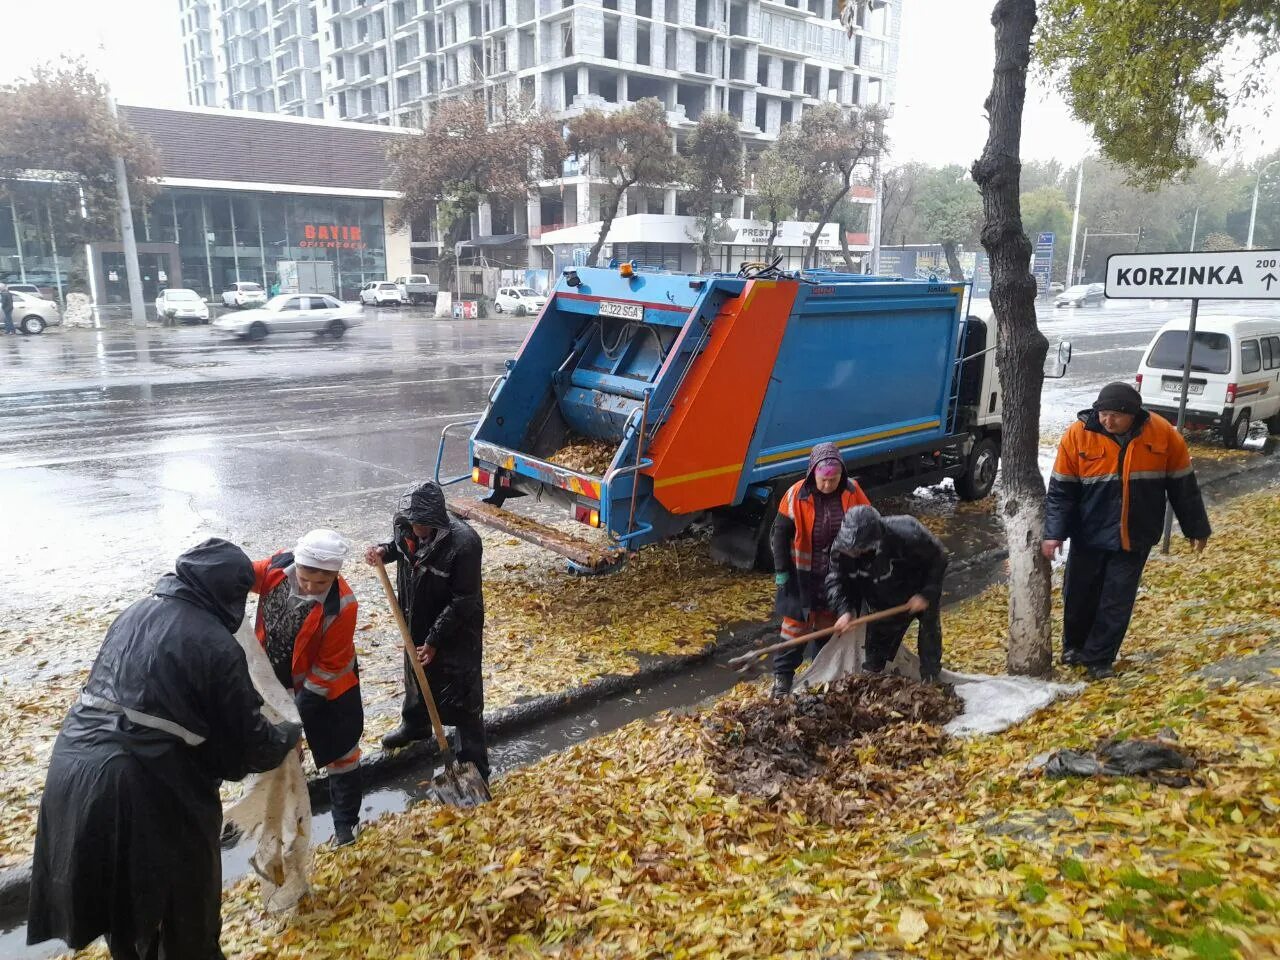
[1105,249,1280,300]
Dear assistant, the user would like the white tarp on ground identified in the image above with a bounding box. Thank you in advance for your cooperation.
[795,629,1084,736]
[224,623,313,912]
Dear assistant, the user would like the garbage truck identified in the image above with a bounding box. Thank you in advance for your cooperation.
[435,264,1050,572]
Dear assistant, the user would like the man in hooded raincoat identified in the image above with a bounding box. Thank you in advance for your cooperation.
[769,441,871,697]
[28,539,301,960]
[365,480,489,781]
[825,505,948,682]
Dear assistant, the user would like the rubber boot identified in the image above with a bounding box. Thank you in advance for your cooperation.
[381,723,431,751]
[771,673,794,699]
[329,769,363,847]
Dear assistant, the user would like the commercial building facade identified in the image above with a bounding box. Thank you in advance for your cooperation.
[179,0,900,271]
[0,106,414,306]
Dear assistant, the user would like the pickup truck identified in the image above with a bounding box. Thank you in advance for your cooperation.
[394,274,439,306]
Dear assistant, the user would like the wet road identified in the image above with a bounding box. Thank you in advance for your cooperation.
[2,297,1277,615]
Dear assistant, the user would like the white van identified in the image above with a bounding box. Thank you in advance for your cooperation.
[1136,315,1280,448]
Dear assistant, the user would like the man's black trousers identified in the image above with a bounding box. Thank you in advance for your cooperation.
[1062,543,1150,668]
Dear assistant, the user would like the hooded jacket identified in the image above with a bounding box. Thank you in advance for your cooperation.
[380,481,485,711]
[28,539,297,954]
[825,506,948,616]
[1045,408,1211,551]
[770,442,871,621]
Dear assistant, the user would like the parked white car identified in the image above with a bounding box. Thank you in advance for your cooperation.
[494,286,547,316]
[155,288,210,324]
[359,281,405,306]
[8,291,62,334]
[220,281,268,309]
[211,294,362,341]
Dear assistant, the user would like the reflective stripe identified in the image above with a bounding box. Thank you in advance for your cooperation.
[326,747,362,774]
[1049,472,1080,483]
[310,654,356,682]
[1168,465,1193,479]
[1129,470,1172,481]
[79,691,206,747]
[303,679,329,697]
[1079,473,1119,485]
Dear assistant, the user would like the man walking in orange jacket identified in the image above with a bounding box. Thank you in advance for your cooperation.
[1043,382,1210,680]
[252,529,364,845]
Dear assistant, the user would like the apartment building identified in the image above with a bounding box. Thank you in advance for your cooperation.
[180,0,900,272]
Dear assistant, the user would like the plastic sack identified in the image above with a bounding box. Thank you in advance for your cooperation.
[224,622,314,912]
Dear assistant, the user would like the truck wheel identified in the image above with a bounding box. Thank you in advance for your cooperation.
[955,436,1000,501]
[1222,409,1251,449]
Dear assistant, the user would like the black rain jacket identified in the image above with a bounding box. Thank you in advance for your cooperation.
[28,539,297,956]
[380,481,485,714]
[825,509,948,616]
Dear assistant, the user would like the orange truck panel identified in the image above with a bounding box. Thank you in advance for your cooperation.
[644,280,796,514]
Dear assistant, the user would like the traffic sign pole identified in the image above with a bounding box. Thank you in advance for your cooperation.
[1160,297,1199,555]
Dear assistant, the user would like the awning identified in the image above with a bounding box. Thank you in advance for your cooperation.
[458,233,527,248]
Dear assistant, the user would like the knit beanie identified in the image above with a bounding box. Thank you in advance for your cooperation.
[1093,382,1143,416]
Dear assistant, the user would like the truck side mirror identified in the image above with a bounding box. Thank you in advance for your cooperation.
[1045,339,1073,379]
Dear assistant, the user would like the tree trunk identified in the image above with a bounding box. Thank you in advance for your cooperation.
[839,222,857,271]
[439,214,469,293]
[763,219,780,261]
[698,213,716,273]
[971,0,1052,679]
[588,181,630,268]
[941,240,965,281]
[806,182,849,270]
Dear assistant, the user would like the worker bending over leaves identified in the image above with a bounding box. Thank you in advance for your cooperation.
[825,505,948,682]
[365,480,490,782]
[250,529,364,845]
[769,442,871,698]
[28,540,300,960]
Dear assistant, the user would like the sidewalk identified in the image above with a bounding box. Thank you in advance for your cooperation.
[178,485,1280,960]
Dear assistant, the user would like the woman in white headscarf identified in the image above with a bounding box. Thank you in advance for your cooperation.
[250,529,365,845]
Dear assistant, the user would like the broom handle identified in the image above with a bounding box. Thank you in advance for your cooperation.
[727,602,914,667]
[375,560,455,761]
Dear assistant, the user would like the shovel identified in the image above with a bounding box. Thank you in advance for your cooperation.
[727,602,914,674]
[374,560,491,808]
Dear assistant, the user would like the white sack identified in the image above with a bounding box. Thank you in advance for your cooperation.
[224,622,313,912]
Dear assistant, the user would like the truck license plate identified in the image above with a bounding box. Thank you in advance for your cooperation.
[1162,381,1203,395]
[598,300,644,321]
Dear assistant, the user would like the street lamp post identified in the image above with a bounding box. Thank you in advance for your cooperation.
[1246,158,1280,250]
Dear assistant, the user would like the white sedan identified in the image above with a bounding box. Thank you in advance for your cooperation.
[211,294,362,341]
[359,281,405,306]
[494,286,546,316]
[155,288,210,324]
[221,281,268,309]
[9,291,62,334]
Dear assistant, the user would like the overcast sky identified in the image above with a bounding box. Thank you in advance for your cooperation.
[1,0,1276,170]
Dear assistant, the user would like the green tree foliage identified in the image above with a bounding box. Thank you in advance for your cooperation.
[915,165,982,280]
[749,145,805,260]
[0,58,158,244]
[1037,0,1280,186]
[680,112,744,273]
[1020,187,1071,244]
[567,98,678,267]
[777,103,887,269]
[388,97,565,289]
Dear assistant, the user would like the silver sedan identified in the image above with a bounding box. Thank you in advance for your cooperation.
[211,294,363,341]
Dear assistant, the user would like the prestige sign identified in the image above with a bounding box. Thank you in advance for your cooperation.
[1105,249,1280,300]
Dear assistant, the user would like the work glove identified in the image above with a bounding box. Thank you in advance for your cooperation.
[774,572,790,586]
[278,719,304,751]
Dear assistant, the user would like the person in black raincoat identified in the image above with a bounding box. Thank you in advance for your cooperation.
[364,480,489,781]
[28,539,301,960]
[825,505,948,682]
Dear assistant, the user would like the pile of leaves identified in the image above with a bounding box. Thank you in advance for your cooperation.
[702,673,962,824]
[546,436,617,475]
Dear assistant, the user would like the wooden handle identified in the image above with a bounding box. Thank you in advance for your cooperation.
[374,560,453,759]
[728,602,915,668]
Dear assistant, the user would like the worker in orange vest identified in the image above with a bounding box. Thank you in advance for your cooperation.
[251,529,364,845]
[769,442,871,697]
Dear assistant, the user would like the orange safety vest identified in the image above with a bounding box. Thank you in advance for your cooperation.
[778,478,871,577]
[252,552,359,701]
